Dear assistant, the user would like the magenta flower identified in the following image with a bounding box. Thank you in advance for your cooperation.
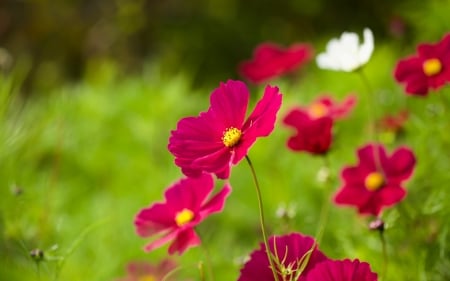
[394,33,450,96]
[283,109,333,155]
[238,233,329,281]
[115,259,178,281]
[334,144,416,216]
[134,173,231,255]
[239,42,313,84]
[168,80,282,179]
[304,259,378,281]
[305,95,357,120]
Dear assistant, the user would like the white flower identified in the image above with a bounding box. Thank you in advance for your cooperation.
[316,28,374,72]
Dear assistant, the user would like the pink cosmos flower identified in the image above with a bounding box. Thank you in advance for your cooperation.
[304,95,357,120]
[394,33,450,96]
[334,144,416,216]
[239,42,313,84]
[304,259,378,281]
[238,233,329,281]
[283,109,333,155]
[134,173,231,255]
[115,260,178,281]
[168,80,282,179]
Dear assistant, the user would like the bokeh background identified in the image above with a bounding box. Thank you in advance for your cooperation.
[1,0,450,280]
[0,0,448,92]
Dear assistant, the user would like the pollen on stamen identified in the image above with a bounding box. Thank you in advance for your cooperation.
[175,208,194,227]
[308,103,328,118]
[139,275,157,281]
[423,58,442,77]
[365,172,385,191]
[222,127,242,147]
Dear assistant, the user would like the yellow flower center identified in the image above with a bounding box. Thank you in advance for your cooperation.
[222,127,242,147]
[308,103,328,118]
[175,208,194,226]
[364,172,385,191]
[422,58,442,77]
[138,275,156,281]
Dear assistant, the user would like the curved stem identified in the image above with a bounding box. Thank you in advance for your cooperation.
[245,155,280,281]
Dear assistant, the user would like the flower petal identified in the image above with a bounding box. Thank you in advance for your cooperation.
[304,259,378,281]
[192,147,233,179]
[239,43,313,83]
[357,144,388,171]
[209,80,249,127]
[169,115,226,177]
[359,28,374,64]
[199,183,232,218]
[135,203,175,237]
[143,230,178,252]
[317,28,373,72]
[234,85,282,162]
[164,173,215,212]
[377,185,407,206]
[385,147,416,181]
[168,228,201,255]
[334,184,372,207]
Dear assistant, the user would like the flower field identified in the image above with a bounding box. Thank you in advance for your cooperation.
[1,10,450,281]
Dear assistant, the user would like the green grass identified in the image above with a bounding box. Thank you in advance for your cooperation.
[1,44,449,281]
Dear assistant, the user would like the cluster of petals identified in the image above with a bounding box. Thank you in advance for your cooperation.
[239,42,313,84]
[238,232,378,281]
[283,108,333,155]
[134,173,231,255]
[316,28,374,72]
[115,259,178,281]
[168,80,282,179]
[282,95,356,155]
[394,33,450,96]
[238,233,329,281]
[334,143,416,216]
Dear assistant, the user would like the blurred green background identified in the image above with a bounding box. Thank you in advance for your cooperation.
[1,0,450,280]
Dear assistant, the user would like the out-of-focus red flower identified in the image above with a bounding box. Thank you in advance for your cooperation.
[304,95,357,120]
[334,144,416,216]
[239,43,313,84]
[304,259,378,281]
[389,15,408,39]
[394,33,450,96]
[134,173,231,255]
[116,260,177,281]
[283,109,333,155]
[238,233,329,281]
[376,110,409,134]
[168,80,282,179]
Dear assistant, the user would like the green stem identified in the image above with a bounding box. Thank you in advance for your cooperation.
[245,155,280,281]
[379,229,388,281]
[357,68,378,144]
[197,230,214,281]
[315,155,333,244]
[357,69,383,172]
[198,261,206,281]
